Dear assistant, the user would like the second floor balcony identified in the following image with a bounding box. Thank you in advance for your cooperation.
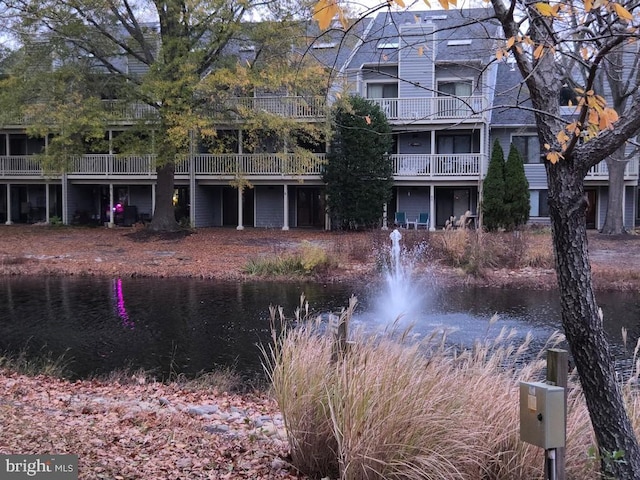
[2,152,636,182]
[370,96,487,123]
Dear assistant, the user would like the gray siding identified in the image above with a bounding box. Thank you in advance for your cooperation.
[524,165,547,189]
[398,132,431,154]
[625,185,635,229]
[255,186,284,228]
[396,187,430,220]
[193,185,222,228]
[398,23,434,98]
[129,186,153,218]
[435,65,483,94]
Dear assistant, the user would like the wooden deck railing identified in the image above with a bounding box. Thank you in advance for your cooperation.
[391,154,485,176]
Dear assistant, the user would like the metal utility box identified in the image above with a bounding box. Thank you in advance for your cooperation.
[519,381,566,449]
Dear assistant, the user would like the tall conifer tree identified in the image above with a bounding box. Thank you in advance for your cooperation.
[482,139,506,231]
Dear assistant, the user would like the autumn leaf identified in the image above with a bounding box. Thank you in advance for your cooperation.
[613,2,634,21]
[535,2,557,16]
[365,115,372,124]
[534,44,545,59]
[313,0,340,30]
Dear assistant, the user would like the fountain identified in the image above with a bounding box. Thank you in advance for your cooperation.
[373,228,426,325]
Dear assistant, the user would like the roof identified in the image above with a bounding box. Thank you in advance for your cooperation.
[490,61,536,126]
[345,7,500,70]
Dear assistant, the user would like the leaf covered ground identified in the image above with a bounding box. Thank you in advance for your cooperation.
[0,370,302,479]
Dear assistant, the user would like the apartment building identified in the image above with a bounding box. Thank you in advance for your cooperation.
[0,8,637,229]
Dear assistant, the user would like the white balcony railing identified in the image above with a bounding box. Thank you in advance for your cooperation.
[0,156,47,176]
[224,96,326,119]
[392,154,484,176]
[3,153,636,180]
[586,160,639,178]
[192,153,326,175]
[0,153,326,177]
[370,96,486,121]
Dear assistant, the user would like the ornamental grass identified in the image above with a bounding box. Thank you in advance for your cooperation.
[263,297,640,480]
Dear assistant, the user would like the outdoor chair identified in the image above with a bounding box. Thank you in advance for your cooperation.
[415,212,430,229]
[394,211,408,228]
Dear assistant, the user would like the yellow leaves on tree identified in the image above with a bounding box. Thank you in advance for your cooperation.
[544,89,619,163]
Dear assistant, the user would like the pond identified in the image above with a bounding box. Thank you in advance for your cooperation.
[0,276,639,381]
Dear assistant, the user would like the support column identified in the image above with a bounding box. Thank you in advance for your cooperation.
[429,185,435,231]
[282,184,290,230]
[189,130,196,228]
[5,184,12,225]
[61,174,69,225]
[622,186,627,230]
[151,184,156,220]
[45,183,50,223]
[382,203,388,230]
[236,187,244,230]
[109,183,115,227]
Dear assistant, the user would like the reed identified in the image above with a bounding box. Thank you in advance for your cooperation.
[263,300,640,480]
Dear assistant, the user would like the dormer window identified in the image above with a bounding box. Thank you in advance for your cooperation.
[447,39,472,46]
[312,42,337,49]
[377,39,399,49]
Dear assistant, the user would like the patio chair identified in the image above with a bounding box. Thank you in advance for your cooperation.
[415,212,430,229]
[394,211,408,228]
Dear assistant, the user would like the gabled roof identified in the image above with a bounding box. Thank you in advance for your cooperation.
[491,61,536,126]
[344,7,499,70]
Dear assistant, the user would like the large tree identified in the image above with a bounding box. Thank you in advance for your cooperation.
[314,0,640,477]
[323,95,393,229]
[4,0,321,230]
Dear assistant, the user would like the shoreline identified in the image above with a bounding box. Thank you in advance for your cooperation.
[0,224,639,291]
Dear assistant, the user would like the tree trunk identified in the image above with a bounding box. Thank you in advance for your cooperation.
[601,148,628,235]
[547,161,640,479]
[150,162,180,231]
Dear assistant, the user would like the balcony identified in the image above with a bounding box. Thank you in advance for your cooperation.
[586,159,638,180]
[223,96,326,119]
[0,153,326,179]
[391,153,484,178]
[370,96,487,122]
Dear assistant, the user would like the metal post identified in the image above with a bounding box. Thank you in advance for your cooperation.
[546,349,568,480]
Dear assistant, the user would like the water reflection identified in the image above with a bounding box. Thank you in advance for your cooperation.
[113,278,133,329]
[0,276,638,380]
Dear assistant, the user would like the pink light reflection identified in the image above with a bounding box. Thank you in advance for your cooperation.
[113,278,134,329]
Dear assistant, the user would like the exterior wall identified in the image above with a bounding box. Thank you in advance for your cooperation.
[625,185,635,229]
[255,186,284,228]
[398,132,431,154]
[193,185,222,228]
[128,185,153,219]
[396,186,430,221]
[362,67,397,83]
[435,65,483,94]
[398,23,434,98]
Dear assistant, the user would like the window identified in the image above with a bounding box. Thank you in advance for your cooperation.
[377,39,399,49]
[530,190,549,217]
[366,83,398,99]
[447,39,472,46]
[512,135,541,164]
[437,80,472,97]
